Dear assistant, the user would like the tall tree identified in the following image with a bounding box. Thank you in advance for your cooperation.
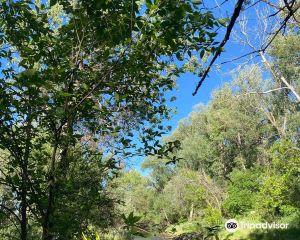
[0,0,223,239]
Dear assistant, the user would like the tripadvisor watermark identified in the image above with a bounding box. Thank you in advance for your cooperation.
[225,219,289,233]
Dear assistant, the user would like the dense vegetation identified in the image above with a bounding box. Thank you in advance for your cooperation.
[112,28,300,239]
[0,0,223,239]
[0,0,299,240]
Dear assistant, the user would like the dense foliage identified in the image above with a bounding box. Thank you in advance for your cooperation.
[112,28,300,238]
[0,0,299,240]
[0,0,224,239]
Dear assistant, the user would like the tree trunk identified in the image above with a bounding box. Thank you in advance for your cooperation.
[42,142,58,240]
[21,148,29,240]
[189,203,194,221]
[20,102,32,240]
[42,76,74,239]
[260,52,300,102]
[21,168,27,240]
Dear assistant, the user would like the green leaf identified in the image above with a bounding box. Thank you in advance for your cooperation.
[176,52,183,61]
[59,92,73,97]
[192,0,202,4]
[82,234,88,240]
[218,18,228,27]
[95,233,101,240]
[146,0,152,8]
[115,93,120,102]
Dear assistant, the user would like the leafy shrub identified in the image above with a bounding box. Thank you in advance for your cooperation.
[223,168,262,216]
[203,207,222,226]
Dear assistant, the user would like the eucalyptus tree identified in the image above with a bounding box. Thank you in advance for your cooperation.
[0,0,224,239]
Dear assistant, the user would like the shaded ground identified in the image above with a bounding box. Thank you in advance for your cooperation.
[223,227,300,240]
[247,228,300,240]
[134,234,173,240]
[134,227,300,240]
[133,232,206,240]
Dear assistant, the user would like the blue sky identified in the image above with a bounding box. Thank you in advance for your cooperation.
[165,42,252,130]
[131,0,277,170]
[162,0,273,132]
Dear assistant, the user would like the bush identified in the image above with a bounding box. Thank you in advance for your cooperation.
[203,207,222,226]
[222,168,262,216]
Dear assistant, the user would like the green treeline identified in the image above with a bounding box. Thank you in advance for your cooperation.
[111,30,300,238]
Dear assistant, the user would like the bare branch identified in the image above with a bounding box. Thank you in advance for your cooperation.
[221,1,299,65]
[193,0,300,95]
[242,87,290,95]
[260,53,300,102]
[283,0,300,23]
[192,0,246,96]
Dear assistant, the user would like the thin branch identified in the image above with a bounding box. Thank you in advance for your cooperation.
[283,0,300,23]
[244,87,290,95]
[210,0,230,10]
[244,0,261,11]
[0,209,21,235]
[193,0,300,95]
[220,49,261,65]
[260,52,300,102]
[0,204,21,224]
[262,0,282,10]
[192,0,246,96]
[221,2,300,65]
[262,8,294,51]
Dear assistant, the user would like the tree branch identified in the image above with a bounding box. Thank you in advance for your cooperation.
[221,1,300,65]
[193,0,300,95]
[283,0,300,23]
[192,0,246,96]
[0,204,21,224]
[241,87,290,95]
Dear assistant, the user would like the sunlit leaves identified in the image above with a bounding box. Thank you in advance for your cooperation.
[0,0,223,238]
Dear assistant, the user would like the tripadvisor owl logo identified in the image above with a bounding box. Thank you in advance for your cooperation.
[225,219,238,232]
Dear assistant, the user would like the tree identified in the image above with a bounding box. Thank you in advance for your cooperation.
[110,170,154,218]
[222,168,262,216]
[193,0,300,95]
[0,0,223,239]
[112,23,300,234]
[142,156,174,192]
[259,140,300,219]
[233,1,300,102]
[137,26,300,228]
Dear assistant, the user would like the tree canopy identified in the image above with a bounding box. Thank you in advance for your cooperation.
[0,0,299,240]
